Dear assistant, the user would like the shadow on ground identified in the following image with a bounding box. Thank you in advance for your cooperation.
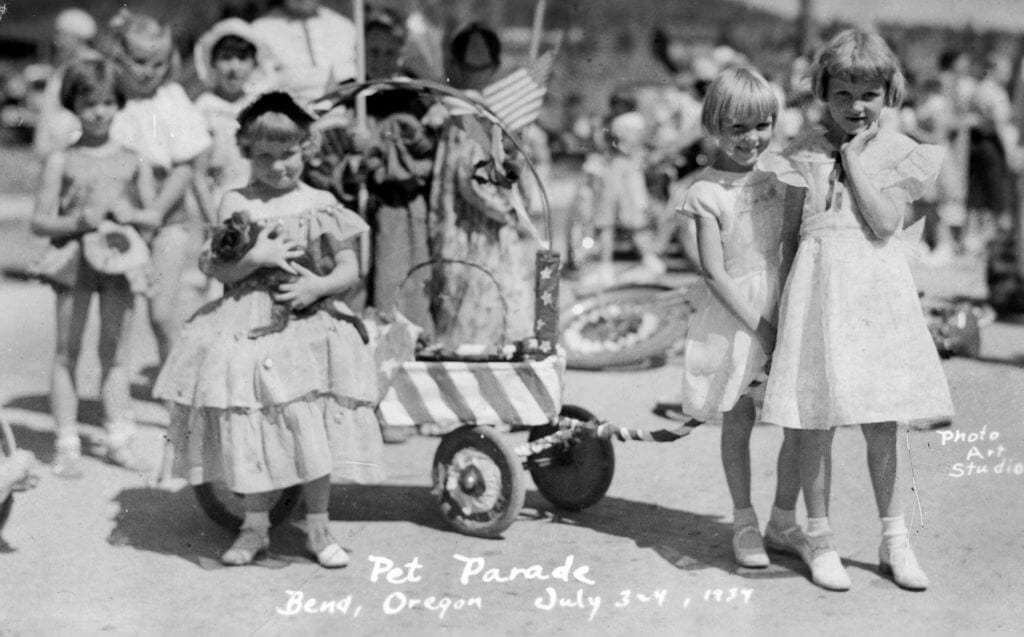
[103,480,810,583]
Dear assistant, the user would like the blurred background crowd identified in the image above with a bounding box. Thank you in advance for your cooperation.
[1,0,1023,310]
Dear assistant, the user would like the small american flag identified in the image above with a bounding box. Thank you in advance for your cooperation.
[482,50,555,131]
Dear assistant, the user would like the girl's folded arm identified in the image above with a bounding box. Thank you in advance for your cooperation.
[778,187,804,285]
[317,247,360,297]
[149,161,195,224]
[273,246,359,310]
[30,153,90,238]
[205,194,302,285]
[841,148,904,239]
[191,148,219,226]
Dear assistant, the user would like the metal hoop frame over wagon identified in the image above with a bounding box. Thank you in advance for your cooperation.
[191,78,696,539]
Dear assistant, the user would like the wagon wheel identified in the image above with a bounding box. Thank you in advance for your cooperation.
[527,405,615,511]
[0,495,11,530]
[193,482,302,532]
[432,425,525,538]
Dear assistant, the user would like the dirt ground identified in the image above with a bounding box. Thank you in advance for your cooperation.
[1,145,1022,635]
[0,256,1022,636]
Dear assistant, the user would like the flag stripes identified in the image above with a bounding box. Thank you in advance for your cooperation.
[482,51,554,130]
[377,356,565,432]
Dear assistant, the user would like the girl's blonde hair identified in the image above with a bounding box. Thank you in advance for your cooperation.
[809,29,906,107]
[102,9,181,85]
[700,66,780,137]
[236,91,316,157]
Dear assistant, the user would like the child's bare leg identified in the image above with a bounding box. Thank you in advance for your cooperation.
[51,287,92,478]
[765,428,805,555]
[632,229,666,274]
[97,278,140,469]
[862,421,927,589]
[595,225,615,284]
[221,490,276,566]
[721,395,755,510]
[303,475,347,568]
[721,396,767,567]
[147,224,196,361]
[773,428,801,510]
[861,421,898,517]
[799,428,849,590]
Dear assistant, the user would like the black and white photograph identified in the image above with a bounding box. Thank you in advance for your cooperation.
[0,0,1021,634]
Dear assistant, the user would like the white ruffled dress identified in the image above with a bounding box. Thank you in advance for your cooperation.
[678,168,796,419]
[152,204,385,492]
[761,128,954,429]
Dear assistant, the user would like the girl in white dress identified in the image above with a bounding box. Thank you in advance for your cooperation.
[762,29,953,592]
[678,67,804,569]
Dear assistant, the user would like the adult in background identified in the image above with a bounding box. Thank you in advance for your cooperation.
[32,7,100,157]
[251,0,358,104]
[304,7,436,325]
[359,8,435,327]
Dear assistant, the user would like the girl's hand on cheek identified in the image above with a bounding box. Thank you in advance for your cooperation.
[842,121,879,156]
[274,263,324,309]
[249,225,303,273]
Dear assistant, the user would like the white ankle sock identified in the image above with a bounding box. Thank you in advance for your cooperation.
[56,435,81,454]
[769,506,797,528]
[733,507,758,529]
[807,516,832,537]
[241,511,270,532]
[881,515,908,543]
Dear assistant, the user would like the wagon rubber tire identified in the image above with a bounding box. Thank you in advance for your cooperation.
[432,425,525,538]
[528,405,614,511]
[0,494,11,530]
[193,482,302,531]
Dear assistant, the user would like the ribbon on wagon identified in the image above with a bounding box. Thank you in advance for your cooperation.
[513,415,705,460]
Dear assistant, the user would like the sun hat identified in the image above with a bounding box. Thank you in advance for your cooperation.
[193,18,277,90]
[82,221,150,275]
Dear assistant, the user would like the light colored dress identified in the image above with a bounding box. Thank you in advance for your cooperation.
[110,83,211,225]
[152,203,385,493]
[678,168,795,418]
[194,92,252,211]
[251,6,357,103]
[761,127,954,429]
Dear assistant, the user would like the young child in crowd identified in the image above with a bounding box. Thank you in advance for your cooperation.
[104,10,212,362]
[192,18,275,225]
[762,29,953,591]
[591,91,666,285]
[677,67,804,568]
[152,92,384,568]
[30,58,158,476]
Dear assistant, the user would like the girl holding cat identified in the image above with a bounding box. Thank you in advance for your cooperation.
[152,92,384,568]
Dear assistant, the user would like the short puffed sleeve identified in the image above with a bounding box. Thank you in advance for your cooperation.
[111,83,211,169]
[161,84,213,165]
[870,141,945,203]
[677,179,722,221]
[303,203,370,270]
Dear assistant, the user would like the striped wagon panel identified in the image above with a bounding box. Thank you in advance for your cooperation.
[377,356,565,431]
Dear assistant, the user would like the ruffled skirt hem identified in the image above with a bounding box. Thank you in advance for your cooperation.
[166,393,386,493]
